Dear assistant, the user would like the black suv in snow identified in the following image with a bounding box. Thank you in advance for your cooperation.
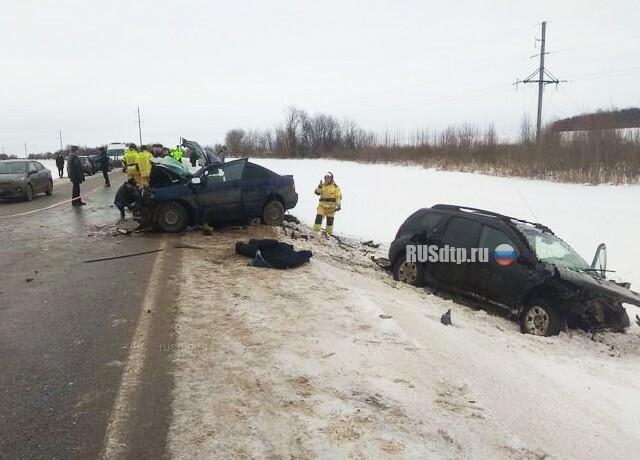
[389,204,639,336]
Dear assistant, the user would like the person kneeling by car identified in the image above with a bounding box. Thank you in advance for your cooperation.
[114,178,140,220]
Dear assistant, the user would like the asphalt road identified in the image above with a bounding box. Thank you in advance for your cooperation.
[0,172,180,459]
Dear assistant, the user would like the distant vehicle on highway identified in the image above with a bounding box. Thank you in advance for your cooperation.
[88,154,113,174]
[106,143,126,170]
[0,160,53,201]
[77,156,94,176]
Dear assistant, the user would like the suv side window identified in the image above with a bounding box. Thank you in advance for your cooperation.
[34,162,44,171]
[444,217,482,247]
[28,162,37,173]
[479,226,516,252]
[420,212,444,235]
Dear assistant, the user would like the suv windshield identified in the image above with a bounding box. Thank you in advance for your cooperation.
[0,162,27,174]
[522,228,590,270]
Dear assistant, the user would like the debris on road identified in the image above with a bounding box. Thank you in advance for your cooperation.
[441,309,452,326]
[83,248,164,263]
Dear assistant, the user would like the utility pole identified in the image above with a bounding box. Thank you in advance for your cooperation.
[59,130,63,152]
[24,142,28,157]
[515,21,564,141]
[137,107,143,148]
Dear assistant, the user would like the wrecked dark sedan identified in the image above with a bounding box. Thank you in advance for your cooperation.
[140,139,298,233]
[389,204,639,336]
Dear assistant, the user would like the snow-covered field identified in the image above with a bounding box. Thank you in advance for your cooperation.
[167,224,640,459]
[248,157,640,292]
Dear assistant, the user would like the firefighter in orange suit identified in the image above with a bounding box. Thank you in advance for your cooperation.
[313,172,342,235]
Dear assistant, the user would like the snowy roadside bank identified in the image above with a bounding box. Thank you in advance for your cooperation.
[167,223,640,459]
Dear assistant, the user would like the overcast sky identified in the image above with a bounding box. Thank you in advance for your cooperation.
[1,0,638,154]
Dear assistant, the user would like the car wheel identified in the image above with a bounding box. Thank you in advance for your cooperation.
[45,180,53,196]
[262,200,285,226]
[520,300,565,336]
[25,184,34,201]
[392,256,425,287]
[156,202,188,233]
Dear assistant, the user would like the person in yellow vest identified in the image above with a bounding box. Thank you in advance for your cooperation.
[313,172,342,235]
[137,148,152,187]
[123,144,141,185]
[171,146,184,163]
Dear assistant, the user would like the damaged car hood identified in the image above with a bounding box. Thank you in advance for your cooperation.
[555,265,640,307]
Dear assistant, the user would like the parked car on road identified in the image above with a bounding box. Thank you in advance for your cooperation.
[389,204,639,336]
[0,160,53,201]
[78,156,94,176]
[106,143,126,170]
[88,154,113,174]
[139,138,298,233]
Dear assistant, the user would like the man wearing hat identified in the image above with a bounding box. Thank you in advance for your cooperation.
[313,171,342,235]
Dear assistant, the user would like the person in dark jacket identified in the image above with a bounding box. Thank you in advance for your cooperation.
[99,147,111,187]
[190,148,198,167]
[55,152,65,178]
[67,146,86,206]
[114,178,140,220]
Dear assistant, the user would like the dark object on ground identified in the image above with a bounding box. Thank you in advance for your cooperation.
[389,204,637,336]
[441,309,452,326]
[25,278,34,283]
[0,160,53,201]
[235,239,312,269]
[83,248,164,263]
[202,223,214,235]
[284,214,300,224]
[362,240,380,248]
[173,243,203,250]
[379,314,393,319]
[138,138,298,233]
[636,314,640,327]
[372,257,391,269]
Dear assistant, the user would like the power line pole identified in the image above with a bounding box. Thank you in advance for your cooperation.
[137,107,143,148]
[24,142,28,157]
[515,21,565,141]
[59,130,63,152]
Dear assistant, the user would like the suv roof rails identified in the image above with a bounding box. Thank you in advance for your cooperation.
[431,204,554,235]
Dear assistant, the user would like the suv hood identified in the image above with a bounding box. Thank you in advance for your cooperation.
[555,265,640,307]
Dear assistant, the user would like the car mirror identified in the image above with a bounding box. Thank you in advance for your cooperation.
[191,177,201,185]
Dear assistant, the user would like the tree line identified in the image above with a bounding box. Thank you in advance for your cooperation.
[224,106,640,184]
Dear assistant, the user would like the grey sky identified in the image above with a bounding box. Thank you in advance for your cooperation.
[1,0,638,154]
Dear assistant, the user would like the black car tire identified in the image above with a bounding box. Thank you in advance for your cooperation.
[520,300,565,336]
[392,255,425,287]
[262,200,285,226]
[25,184,34,201]
[156,202,188,233]
[45,180,53,196]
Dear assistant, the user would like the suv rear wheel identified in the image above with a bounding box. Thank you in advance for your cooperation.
[393,256,425,287]
[156,202,188,233]
[520,300,565,336]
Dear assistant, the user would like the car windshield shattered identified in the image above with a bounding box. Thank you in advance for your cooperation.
[522,228,590,271]
[151,156,191,176]
[0,162,27,174]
